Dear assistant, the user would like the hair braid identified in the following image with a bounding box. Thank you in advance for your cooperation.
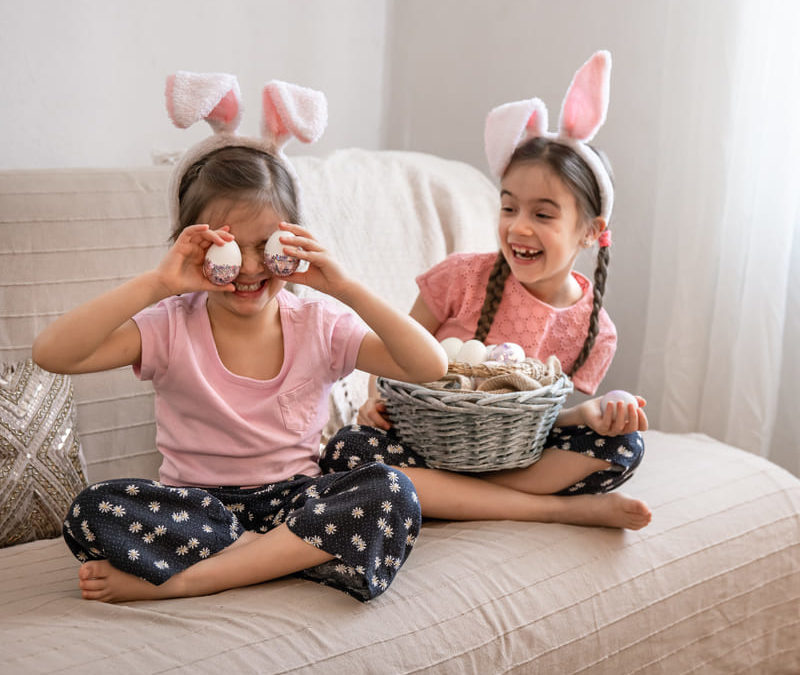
[474,252,512,343]
[570,245,610,375]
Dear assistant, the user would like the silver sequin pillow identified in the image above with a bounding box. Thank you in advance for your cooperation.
[0,359,87,547]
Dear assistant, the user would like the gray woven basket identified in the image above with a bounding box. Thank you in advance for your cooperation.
[376,362,573,472]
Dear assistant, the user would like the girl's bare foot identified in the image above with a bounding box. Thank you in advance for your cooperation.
[78,560,173,602]
[553,492,652,530]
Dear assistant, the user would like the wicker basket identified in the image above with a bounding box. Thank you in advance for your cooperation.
[376,359,573,472]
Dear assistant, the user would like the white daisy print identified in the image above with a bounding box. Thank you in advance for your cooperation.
[404,518,414,530]
[351,534,366,551]
[351,506,365,519]
[313,503,327,515]
[227,503,245,513]
[617,446,634,458]
[594,438,607,447]
[377,517,388,531]
[149,501,161,513]
[324,523,337,535]
[305,486,320,499]
[372,454,385,463]
[80,520,95,542]
[304,535,323,548]
[125,484,140,496]
[129,521,143,533]
[374,556,382,568]
[387,444,403,454]
[199,548,211,559]
[335,563,348,575]
[355,565,366,575]
[112,505,126,518]
[98,501,113,514]
[335,440,345,450]
[72,505,81,517]
[368,436,379,447]
[154,560,169,570]
[381,501,393,513]
[201,496,212,507]
[379,579,388,590]
[175,488,189,498]
[154,525,167,536]
[406,533,417,547]
[143,532,156,544]
[187,537,199,549]
[347,456,361,469]
[202,525,213,533]
[270,498,282,507]
[172,510,190,523]
[77,552,88,562]
[382,525,394,539]
[176,545,189,556]
[388,481,401,494]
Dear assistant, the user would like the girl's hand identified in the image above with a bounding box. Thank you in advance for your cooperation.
[274,222,350,297]
[357,396,393,430]
[155,224,237,296]
[578,395,648,436]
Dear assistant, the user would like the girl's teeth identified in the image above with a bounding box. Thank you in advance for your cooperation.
[235,282,261,292]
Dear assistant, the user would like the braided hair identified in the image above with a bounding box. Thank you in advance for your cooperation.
[474,137,612,376]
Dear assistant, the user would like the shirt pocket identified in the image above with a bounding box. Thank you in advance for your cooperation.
[278,379,320,434]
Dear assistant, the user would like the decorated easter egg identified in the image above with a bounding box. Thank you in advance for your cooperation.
[600,390,639,408]
[203,239,241,285]
[439,337,464,362]
[456,339,488,366]
[486,342,526,364]
[264,230,309,276]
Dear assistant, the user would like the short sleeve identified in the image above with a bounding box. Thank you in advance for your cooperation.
[326,306,369,380]
[131,300,172,382]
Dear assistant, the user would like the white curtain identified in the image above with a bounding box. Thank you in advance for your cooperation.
[638,0,800,476]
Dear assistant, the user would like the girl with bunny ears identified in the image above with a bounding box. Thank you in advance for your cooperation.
[32,73,448,603]
[323,51,651,530]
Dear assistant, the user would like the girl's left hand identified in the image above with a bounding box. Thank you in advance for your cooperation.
[273,222,349,295]
[579,395,648,436]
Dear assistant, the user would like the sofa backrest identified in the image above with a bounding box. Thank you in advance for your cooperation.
[0,149,499,482]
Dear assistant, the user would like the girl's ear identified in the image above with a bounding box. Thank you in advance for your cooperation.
[484,98,548,178]
[261,81,327,151]
[165,72,242,134]
[558,50,611,143]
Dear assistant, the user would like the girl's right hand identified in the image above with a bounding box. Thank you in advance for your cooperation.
[155,224,236,296]
[357,396,393,430]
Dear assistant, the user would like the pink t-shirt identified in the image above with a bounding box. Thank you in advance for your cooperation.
[133,290,368,487]
[416,252,616,394]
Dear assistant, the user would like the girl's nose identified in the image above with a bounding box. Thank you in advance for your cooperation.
[239,247,264,275]
[509,215,534,235]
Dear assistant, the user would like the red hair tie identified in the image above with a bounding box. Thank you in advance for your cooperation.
[598,229,612,247]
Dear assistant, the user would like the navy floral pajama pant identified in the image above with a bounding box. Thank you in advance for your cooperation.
[63,462,421,602]
[320,424,644,495]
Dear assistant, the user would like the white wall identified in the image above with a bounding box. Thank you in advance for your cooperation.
[383,0,675,397]
[0,0,390,168]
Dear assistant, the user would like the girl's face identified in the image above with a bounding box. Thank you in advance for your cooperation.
[498,162,593,306]
[200,198,287,320]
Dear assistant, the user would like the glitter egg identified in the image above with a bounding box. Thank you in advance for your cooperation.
[600,390,639,408]
[456,339,487,366]
[203,239,241,285]
[486,342,526,364]
[264,230,309,277]
[439,337,464,362]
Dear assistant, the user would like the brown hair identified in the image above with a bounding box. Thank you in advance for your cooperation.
[474,137,612,376]
[170,145,299,242]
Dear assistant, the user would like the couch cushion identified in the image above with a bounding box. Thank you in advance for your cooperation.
[0,359,87,546]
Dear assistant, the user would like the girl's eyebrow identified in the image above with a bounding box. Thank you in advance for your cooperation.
[501,190,561,210]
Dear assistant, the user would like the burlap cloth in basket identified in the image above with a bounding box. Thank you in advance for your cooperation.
[427,354,564,394]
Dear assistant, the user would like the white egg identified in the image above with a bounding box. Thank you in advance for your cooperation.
[264,230,308,276]
[203,239,241,285]
[486,342,526,364]
[600,390,639,409]
[439,337,464,362]
[456,339,487,366]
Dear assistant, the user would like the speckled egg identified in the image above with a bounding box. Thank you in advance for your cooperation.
[486,342,526,364]
[203,239,241,285]
[264,230,308,276]
[600,390,639,408]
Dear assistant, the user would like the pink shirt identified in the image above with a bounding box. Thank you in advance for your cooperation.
[133,290,368,487]
[416,252,616,394]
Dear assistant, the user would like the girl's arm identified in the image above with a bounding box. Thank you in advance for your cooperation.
[278,224,447,385]
[32,224,233,374]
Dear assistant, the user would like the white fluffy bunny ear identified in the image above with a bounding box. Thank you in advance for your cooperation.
[261,81,327,150]
[484,98,549,178]
[558,50,611,142]
[165,71,242,134]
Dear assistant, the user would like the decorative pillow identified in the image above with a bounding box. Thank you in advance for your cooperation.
[0,359,87,547]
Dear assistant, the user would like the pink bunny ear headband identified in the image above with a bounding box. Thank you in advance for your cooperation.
[484,50,614,238]
[164,71,327,226]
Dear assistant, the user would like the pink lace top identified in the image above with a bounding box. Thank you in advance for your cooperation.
[416,252,616,394]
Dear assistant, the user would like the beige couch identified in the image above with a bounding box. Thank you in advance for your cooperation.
[2,149,799,674]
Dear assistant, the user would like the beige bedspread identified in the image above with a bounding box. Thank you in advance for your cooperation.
[3,431,798,674]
